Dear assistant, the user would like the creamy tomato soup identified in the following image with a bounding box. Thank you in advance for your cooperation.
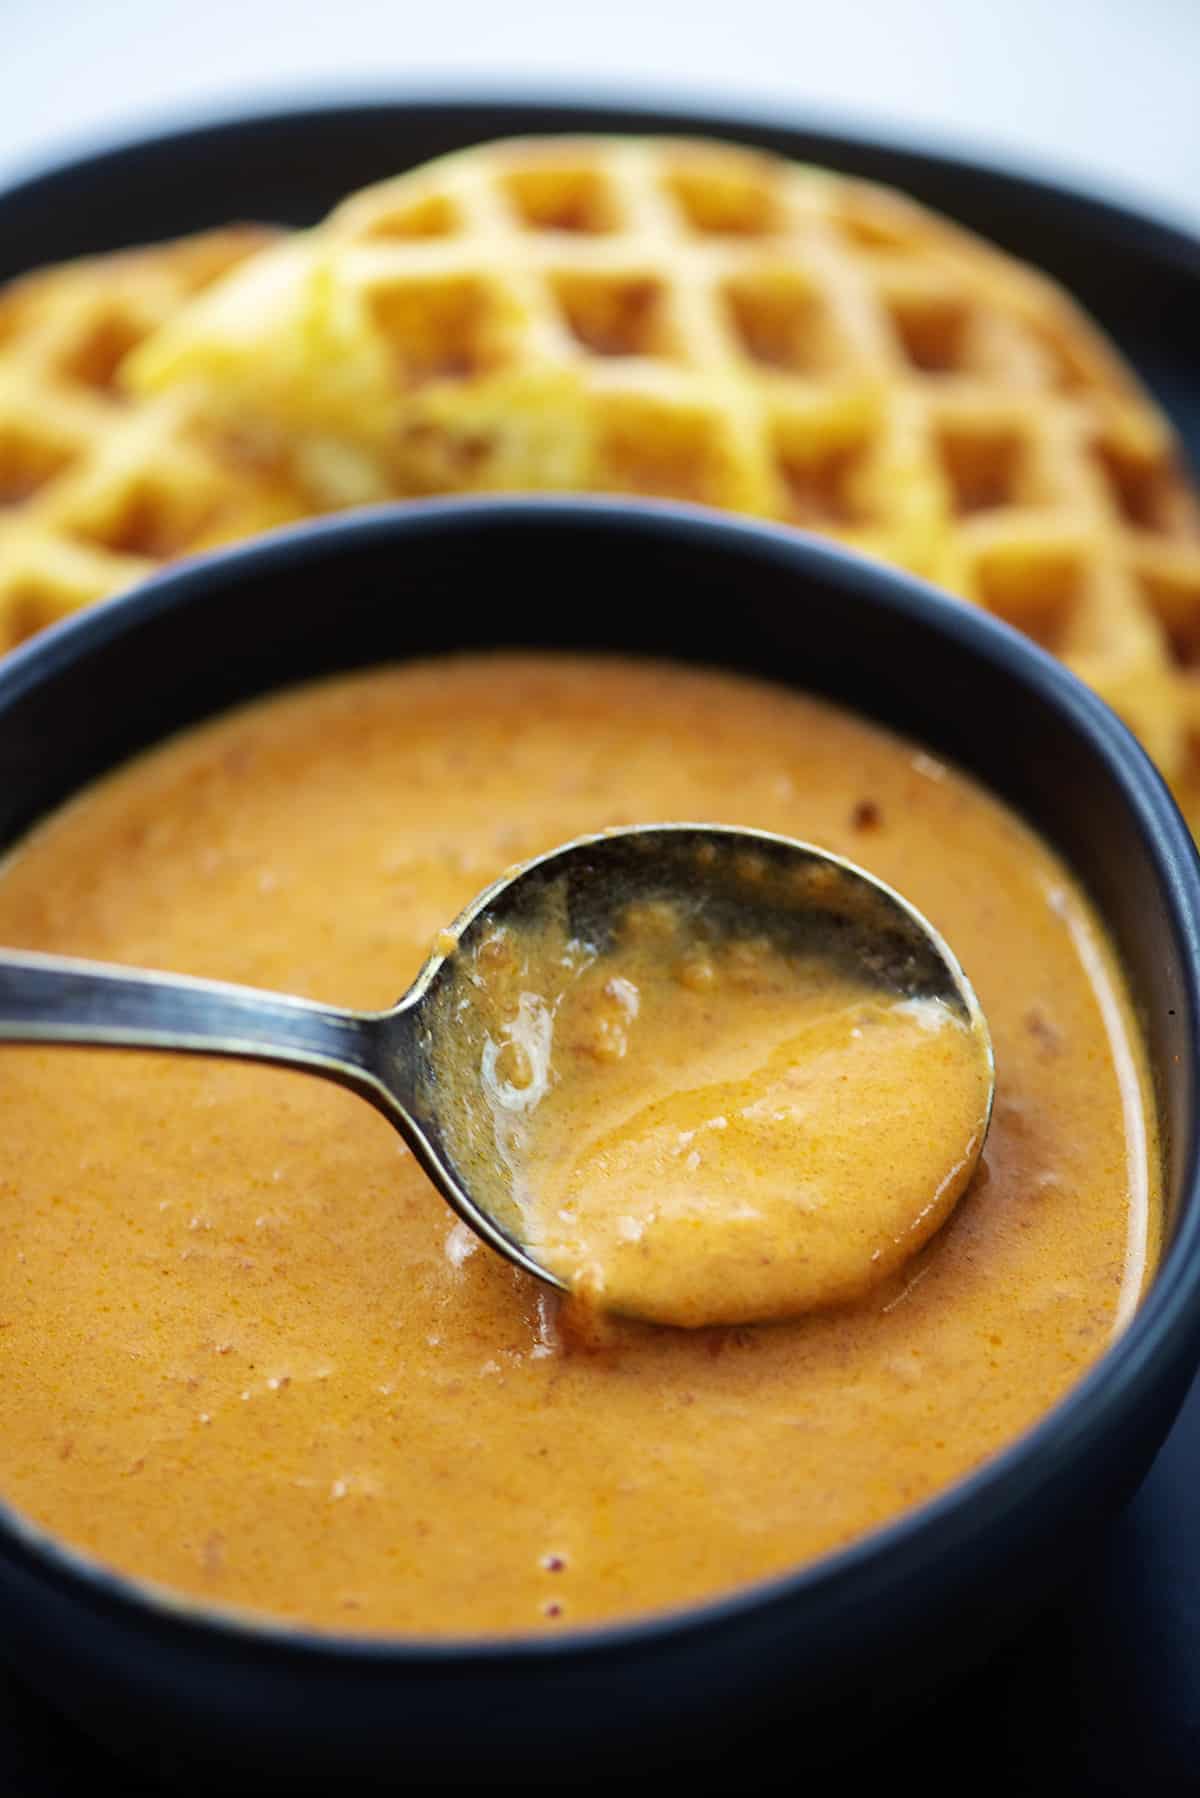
[434,888,993,1327]
[0,654,1159,1636]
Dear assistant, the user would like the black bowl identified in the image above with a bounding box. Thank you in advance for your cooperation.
[0,498,1199,1789]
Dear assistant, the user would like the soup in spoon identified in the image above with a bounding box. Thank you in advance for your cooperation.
[432,867,992,1327]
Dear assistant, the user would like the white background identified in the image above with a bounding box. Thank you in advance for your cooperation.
[3,0,1199,231]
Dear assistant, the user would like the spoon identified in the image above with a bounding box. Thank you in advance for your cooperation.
[0,824,995,1318]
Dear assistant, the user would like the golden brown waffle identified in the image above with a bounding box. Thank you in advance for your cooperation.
[5,137,1199,822]
[127,137,1200,795]
[0,227,307,652]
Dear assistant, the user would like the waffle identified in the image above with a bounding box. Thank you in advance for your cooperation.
[127,137,1200,795]
[5,137,1200,824]
[0,227,307,652]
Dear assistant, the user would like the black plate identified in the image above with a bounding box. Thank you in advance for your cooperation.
[2,95,1199,1796]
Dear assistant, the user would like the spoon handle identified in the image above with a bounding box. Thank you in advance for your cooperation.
[0,948,386,1103]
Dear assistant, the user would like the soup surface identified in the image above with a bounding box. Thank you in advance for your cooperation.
[0,654,1158,1635]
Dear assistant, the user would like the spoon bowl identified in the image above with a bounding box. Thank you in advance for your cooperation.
[0,822,994,1320]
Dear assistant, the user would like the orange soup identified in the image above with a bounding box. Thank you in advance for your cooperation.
[433,884,993,1327]
[0,654,1159,1636]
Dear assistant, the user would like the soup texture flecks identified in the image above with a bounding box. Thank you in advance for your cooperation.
[0,655,1158,1636]
[435,891,993,1327]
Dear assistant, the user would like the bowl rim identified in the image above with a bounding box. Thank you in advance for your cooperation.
[2,496,1199,1663]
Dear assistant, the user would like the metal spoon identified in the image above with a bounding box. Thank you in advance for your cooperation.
[0,824,994,1308]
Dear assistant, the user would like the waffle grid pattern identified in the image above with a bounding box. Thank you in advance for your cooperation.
[0,228,301,648]
[3,138,1200,816]
[313,141,1200,782]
